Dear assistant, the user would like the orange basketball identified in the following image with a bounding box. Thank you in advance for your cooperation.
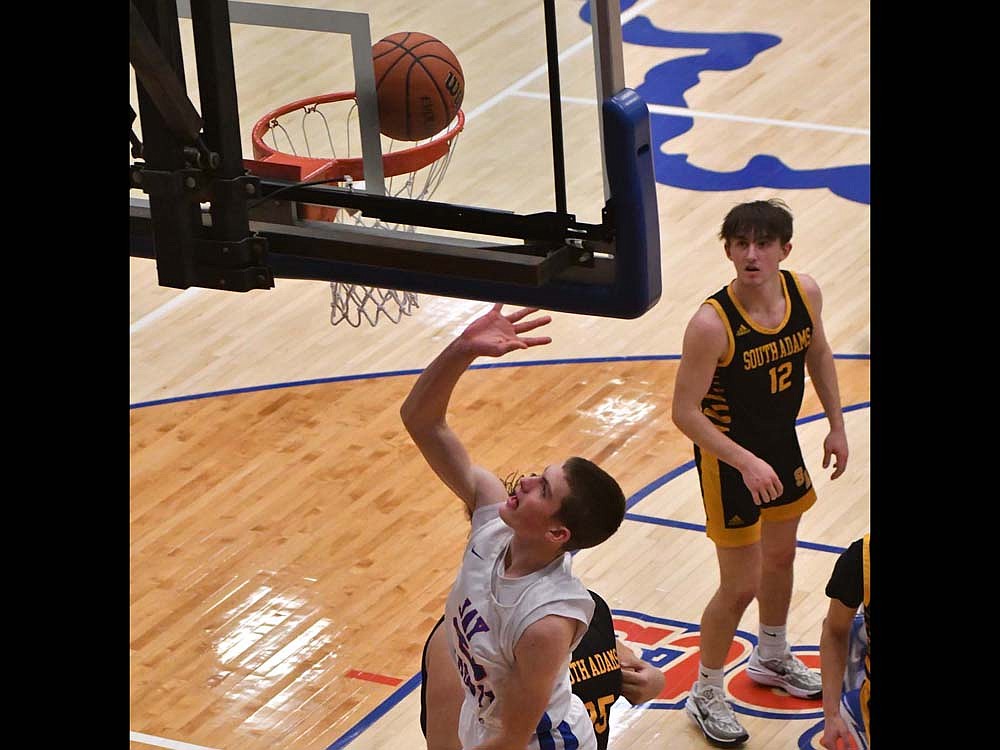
[372,32,465,142]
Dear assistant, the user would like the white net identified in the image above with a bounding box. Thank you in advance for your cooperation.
[329,282,418,327]
[255,93,462,327]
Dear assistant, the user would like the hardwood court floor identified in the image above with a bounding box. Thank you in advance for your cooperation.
[130,1,869,748]
[130,359,869,750]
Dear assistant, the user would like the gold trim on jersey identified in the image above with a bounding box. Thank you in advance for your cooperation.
[701,453,756,547]
[861,678,870,744]
[701,389,731,433]
[700,453,730,542]
[701,455,818,547]
[759,488,817,521]
[725,272,792,334]
[787,271,817,327]
[862,533,870,607]
[705,298,736,367]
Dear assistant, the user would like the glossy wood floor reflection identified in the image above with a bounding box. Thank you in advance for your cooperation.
[130,1,870,748]
[130,359,869,750]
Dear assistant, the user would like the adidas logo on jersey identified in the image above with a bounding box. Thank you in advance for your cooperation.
[735,324,751,336]
[728,514,744,526]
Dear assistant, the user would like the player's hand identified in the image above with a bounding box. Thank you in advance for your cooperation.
[618,640,665,704]
[819,715,858,749]
[822,429,849,480]
[458,304,552,358]
[739,456,783,505]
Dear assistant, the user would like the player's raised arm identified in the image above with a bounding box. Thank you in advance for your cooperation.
[400,303,553,513]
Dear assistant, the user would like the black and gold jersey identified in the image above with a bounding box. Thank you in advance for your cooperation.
[701,269,814,447]
[569,591,623,750]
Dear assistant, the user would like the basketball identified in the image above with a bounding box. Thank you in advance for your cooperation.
[372,32,465,142]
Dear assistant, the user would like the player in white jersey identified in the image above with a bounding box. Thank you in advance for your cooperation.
[401,304,627,750]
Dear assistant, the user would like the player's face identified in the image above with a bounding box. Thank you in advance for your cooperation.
[725,232,791,284]
[500,463,571,541]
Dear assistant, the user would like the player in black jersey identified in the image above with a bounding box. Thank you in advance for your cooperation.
[820,535,870,749]
[672,199,849,747]
[567,591,664,750]
[420,589,664,750]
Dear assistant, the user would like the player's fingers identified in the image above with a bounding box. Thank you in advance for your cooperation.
[832,449,848,479]
[506,306,541,322]
[513,315,552,333]
[520,336,552,348]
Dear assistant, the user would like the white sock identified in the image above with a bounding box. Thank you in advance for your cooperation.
[758,623,788,660]
[697,663,725,691]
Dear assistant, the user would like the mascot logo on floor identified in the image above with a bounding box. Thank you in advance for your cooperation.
[614,608,822,727]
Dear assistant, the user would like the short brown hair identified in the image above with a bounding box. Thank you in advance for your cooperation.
[556,457,626,552]
[719,198,793,245]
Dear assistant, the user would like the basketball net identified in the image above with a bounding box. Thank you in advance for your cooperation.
[247,91,464,327]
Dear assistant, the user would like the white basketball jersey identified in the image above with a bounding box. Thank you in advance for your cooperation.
[444,502,597,750]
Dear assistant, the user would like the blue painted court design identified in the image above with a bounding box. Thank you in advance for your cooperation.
[581,0,870,205]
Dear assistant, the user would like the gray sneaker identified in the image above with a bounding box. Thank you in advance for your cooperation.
[686,681,749,747]
[746,647,822,699]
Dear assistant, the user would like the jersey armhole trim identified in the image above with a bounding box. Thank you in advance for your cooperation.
[705,298,735,367]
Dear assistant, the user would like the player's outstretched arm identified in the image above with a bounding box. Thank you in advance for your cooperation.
[401,304,553,513]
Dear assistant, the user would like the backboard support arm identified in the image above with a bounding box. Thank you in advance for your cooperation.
[131,0,273,292]
[542,0,567,215]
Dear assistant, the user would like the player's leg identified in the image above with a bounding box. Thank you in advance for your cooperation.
[756,513,800,629]
[687,542,759,746]
[747,513,822,699]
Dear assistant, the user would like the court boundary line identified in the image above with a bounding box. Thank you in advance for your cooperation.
[130,287,202,335]
[129,352,869,409]
[129,731,221,750]
[512,90,870,136]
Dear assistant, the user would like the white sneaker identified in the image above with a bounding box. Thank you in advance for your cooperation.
[746,646,822,699]
[685,680,749,747]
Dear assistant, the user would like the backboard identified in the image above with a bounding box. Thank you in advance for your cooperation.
[129,0,661,319]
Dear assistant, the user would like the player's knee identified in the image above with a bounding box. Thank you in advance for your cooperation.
[717,582,757,612]
[762,545,796,572]
[733,586,757,612]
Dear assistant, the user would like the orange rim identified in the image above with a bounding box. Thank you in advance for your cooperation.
[249,90,465,181]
